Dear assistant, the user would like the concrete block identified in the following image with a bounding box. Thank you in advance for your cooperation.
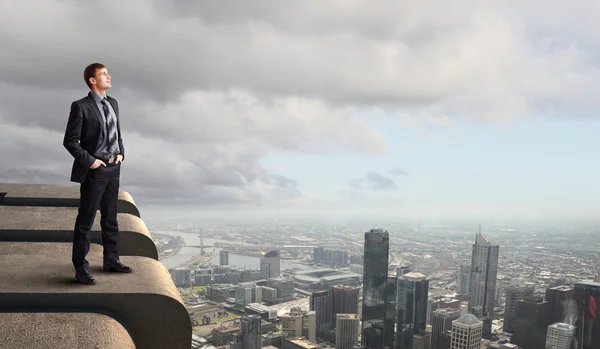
[0,242,192,349]
[0,206,158,260]
[0,183,140,217]
[0,312,136,349]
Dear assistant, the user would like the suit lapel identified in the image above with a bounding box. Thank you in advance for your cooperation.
[87,94,105,130]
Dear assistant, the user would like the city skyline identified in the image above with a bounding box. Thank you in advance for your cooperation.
[2,2,600,221]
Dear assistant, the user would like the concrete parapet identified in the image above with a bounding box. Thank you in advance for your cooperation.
[0,206,158,260]
[0,242,192,349]
[0,312,136,349]
[0,183,140,217]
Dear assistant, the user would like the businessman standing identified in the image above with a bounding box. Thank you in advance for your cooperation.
[63,63,132,285]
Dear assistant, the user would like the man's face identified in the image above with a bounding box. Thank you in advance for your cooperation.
[91,67,111,90]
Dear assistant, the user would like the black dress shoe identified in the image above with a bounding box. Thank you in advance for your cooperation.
[75,271,96,285]
[103,261,133,273]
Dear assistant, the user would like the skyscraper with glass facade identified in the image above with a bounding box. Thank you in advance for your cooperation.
[468,230,499,338]
[395,272,429,349]
[361,229,390,349]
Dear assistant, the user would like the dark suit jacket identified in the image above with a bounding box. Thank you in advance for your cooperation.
[63,92,125,183]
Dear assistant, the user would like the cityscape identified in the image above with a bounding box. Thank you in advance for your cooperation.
[2,1,600,349]
[149,217,600,349]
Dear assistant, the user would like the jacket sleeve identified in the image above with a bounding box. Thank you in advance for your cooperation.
[63,102,96,168]
[114,99,125,160]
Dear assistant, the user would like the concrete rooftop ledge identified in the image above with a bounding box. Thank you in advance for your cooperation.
[0,312,136,349]
[0,242,192,349]
[0,206,158,260]
[0,183,140,218]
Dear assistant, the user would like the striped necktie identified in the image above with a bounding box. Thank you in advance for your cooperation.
[101,98,119,155]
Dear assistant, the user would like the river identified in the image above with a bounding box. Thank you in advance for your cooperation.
[155,230,311,271]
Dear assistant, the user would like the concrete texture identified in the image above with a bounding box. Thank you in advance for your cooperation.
[0,312,136,349]
[0,183,140,217]
[0,206,158,260]
[0,242,192,349]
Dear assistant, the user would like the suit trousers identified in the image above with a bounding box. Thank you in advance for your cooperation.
[72,162,121,273]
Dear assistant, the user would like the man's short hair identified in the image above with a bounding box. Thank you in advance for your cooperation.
[84,63,106,89]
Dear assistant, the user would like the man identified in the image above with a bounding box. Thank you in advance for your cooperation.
[63,63,132,285]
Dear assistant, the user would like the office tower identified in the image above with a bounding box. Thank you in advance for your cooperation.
[220,249,229,266]
[231,315,262,349]
[385,275,397,349]
[503,284,535,334]
[314,247,324,263]
[397,265,411,277]
[266,277,295,304]
[260,250,280,279]
[438,331,452,349]
[331,286,361,327]
[235,282,257,307]
[573,281,600,349]
[457,265,471,295]
[545,322,576,349]
[511,296,551,349]
[426,295,435,325]
[545,286,574,325]
[310,290,332,335]
[450,314,483,349]
[412,333,431,349]
[467,230,499,338]
[431,309,461,349]
[395,272,429,349]
[281,307,317,342]
[496,279,507,305]
[361,229,390,349]
[336,314,360,349]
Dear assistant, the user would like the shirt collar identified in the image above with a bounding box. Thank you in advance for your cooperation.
[91,92,107,104]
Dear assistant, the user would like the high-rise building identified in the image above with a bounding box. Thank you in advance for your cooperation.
[397,265,411,277]
[310,290,332,336]
[457,265,471,296]
[412,333,431,349]
[220,249,229,266]
[361,229,390,349]
[511,296,551,349]
[314,247,324,263]
[431,309,461,349]
[385,275,397,349]
[467,230,499,338]
[281,307,317,342]
[336,314,360,349]
[573,281,600,349]
[231,315,262,349]
[450,314,483,349]
[426,294,435,325]
[331,285,361,327]
[260,250,280,279]
[314,247,350,266]
[503,284,535,334]
[235,282,257,307]
[545,322,576,349]
[395,272,429,349]
[545,286,574,325]
[438,331,452,349]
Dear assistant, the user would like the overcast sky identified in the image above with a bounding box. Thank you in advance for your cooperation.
[2,1,600,221]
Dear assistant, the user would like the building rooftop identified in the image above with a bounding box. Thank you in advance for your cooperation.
[402,272,426,280]
[455,313,482,326]
[0,182,192,348]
